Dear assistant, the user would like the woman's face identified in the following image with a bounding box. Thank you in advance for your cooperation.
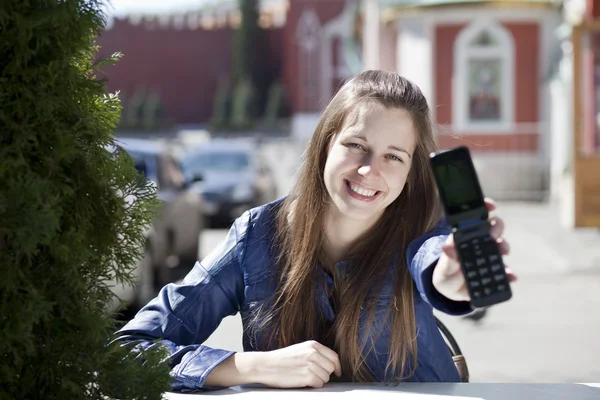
[323,103,417,225]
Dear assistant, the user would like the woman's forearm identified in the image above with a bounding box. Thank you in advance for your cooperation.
[204,352,265,387]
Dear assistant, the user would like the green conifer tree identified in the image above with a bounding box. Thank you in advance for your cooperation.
[230,0,260,129]
[0,1,172,398]
[233,0,259,84]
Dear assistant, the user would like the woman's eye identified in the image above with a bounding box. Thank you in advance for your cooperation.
[347,143,365,151]
[387,154,404,163]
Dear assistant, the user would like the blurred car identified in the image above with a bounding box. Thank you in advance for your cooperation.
[168,129,212,158]
[116,137,206,295]
[108,225,154,312]
[181,139,278,227]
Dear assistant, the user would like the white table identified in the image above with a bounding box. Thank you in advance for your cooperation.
[164,383,600,399]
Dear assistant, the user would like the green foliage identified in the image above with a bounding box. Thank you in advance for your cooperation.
[124,86,148,128]
[209,78,232,130]
[230,77,257,130]
[211,0,261,131]
[0,1,172,398]
[141,88,162,130]
[120,86,167,131]
[233,0,260,83]
[263,81,285,127]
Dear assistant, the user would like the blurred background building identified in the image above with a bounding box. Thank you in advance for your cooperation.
[98,0,599,228]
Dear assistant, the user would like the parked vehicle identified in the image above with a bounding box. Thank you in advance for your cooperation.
[115,138,206,301]
[108,225,154,312]
[181,139,278,227]
[169,129,212,159]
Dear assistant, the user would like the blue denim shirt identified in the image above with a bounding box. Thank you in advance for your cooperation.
[115,198,473,391]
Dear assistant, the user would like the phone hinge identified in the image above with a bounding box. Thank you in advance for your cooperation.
[454,218,487,231]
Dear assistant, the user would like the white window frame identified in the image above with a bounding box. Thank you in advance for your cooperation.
[453,18,515,133]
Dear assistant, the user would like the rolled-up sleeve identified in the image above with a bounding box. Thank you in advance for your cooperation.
[406,219,473,316]
[112,210,251,391]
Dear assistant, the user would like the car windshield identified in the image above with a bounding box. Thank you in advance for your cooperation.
[184,151,250,173]
[126,151,148,176]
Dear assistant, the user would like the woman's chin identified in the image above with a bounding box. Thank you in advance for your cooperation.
[332,196,385,223]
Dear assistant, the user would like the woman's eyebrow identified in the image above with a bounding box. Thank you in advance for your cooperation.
[346,133,412,159]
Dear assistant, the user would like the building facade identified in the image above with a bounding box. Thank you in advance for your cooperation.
[286,0,571,203]
[365,0,564,202]
[99,1,600,220]
[559,0,600,226]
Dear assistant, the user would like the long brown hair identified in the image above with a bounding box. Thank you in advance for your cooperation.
[252,70,441,383]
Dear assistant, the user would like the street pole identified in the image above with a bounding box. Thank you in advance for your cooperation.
[362,0,380,71]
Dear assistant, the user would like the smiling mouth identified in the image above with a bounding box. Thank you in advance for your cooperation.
[344,179,381,199]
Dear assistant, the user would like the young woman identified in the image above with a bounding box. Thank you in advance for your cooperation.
[114,70,516,391]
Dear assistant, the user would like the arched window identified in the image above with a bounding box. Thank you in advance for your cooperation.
[453,19,514,132]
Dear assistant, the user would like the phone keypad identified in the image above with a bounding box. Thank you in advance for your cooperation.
[458,236,509,300]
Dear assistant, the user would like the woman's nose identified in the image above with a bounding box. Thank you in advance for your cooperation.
[357,156,381,177]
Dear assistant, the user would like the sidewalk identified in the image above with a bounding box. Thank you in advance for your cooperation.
[436,200,600,383]
[496,201,600,275]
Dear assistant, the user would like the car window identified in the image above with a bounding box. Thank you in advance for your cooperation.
[128,151,149,177]
[133,158,148,177]
[127,150,159,188]
[184,151,251,174]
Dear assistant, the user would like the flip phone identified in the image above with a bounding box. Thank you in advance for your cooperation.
[429,146,512,308]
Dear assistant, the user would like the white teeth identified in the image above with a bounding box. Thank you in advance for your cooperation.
[349,183,376,197]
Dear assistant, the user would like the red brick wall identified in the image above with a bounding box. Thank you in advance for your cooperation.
[592,0,600,18]
[434,22,540,153]
[96,19,285,125]
[435,25,461,126]
[508,23,539,124]
[97,1,349,124]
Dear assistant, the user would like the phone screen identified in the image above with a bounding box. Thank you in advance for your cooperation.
[432,149,485,216]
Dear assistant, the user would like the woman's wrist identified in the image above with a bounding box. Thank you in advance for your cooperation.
[204,351,267,387]
[234,351,267,385]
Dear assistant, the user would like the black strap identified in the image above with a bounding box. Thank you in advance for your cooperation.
[434,315,463,357]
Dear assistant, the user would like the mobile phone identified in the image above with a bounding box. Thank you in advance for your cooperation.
[429,146,512,308]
